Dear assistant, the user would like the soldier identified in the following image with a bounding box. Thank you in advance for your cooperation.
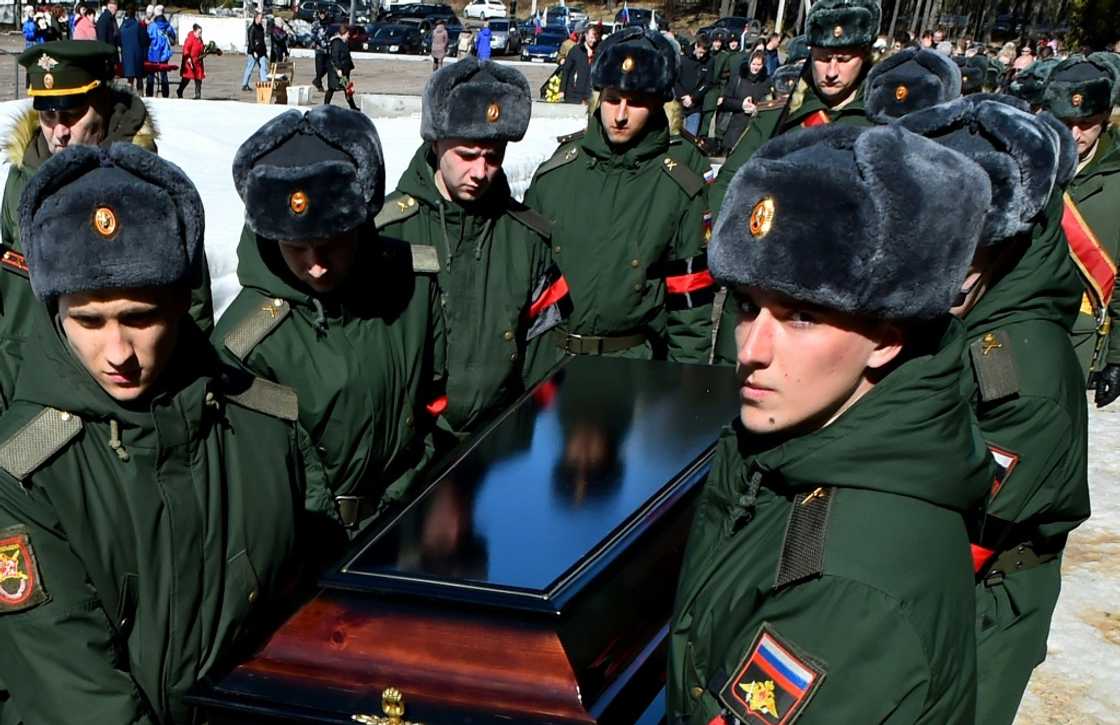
[862,46,962,121]
[1,40,213,347]
[213,106,441,532]
[668,124,995,724]
[1040,56,1120,401]
[376,58,564,435]
[958,54,1005,95]
[709,0,879,365]
[0,144,317,724]
[1007,56,1060,109]
[899,94,1088,725]
[524,27,716,363]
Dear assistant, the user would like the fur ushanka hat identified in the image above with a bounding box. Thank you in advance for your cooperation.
[709,124,989,320]
[805,0,880,50]
[421,56,532,142]
[591,26,679,101]
[1042,54,1116,121]
[864,47,962,121]
[1008,57,1060,107]
[232,105,385,241]
[20,143,204,303]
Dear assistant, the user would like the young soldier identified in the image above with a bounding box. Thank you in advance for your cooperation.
[376,58,564,435]
[0,144,315,724]
[1041,56,1120,402]
[1,41,212,350]
[900,94,1088,725]
[668,124,995,724]
[213,106,441,533]
[525,27,716,363]
[709,0,879,364]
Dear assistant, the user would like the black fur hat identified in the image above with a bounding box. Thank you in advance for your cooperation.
[958,55,1003,94]
[591,26,679,100]
[898,95,1060,245]
[233,105,385,241]
[1008,57,1060,107]
[1042,55,1116,120]
[420,56,531,142]
[709,124,988,320]
[772,61,804,96]
[865,47,961,121]
[786,35,809,63]
[19,143,204,303]
[805,0,880,50]
[1088,51,1120,105]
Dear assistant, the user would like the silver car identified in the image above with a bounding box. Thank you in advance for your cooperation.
[487,18,521,54]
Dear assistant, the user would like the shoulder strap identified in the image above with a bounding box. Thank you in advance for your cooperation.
[557,129,586,144]
[223,376,299,422]
[223,296,291,361]
[534,143,581,179]
[774,486,835,590]
[660,155,704,198]
[409,243,441,273]
[374,193,421,229]
[0,245,29,279]
[756,98,787,111]
[969,330,1020,403]
[0,407,82,482]
[506,203,552,239]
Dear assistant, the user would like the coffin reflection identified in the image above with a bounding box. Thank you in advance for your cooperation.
[192,356,738,724]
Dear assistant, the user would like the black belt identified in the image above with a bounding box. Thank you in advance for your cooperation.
[983,538,1064,586]
[552,329,647,355]
[335,495,378,530]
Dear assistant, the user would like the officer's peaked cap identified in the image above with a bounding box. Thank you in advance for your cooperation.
[591,27,679,101]
[865,47,961,121]
[421,56,531,142]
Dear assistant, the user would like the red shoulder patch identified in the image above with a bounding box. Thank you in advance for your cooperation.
[0,526,49,613]
[719,624,826,725]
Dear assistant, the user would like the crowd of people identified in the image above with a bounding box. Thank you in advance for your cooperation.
[0,0,1118,721]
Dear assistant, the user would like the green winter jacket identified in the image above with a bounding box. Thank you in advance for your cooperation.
[1066,131,1120,378]
[376,145,562,434]
[523,111,715,363]
[669,319,992,725]
[0,321,311,725]
[213,225,441,519]
[963,192,1089,549]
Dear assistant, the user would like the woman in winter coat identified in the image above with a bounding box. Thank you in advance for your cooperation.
[72,3,97,40]
[119,4,148,91]
[430,20,449,71]
[177,22,205,98]
[718,50,770,154]
[326,24,358,110]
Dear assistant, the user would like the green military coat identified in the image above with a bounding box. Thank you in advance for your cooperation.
[1066,130,1120,379]
[710,80,873,365]
[213,226,441,522]
[0,324,313,724]
[668,320,993,725]
[962,193,1089,724]
[376,145,562,434]
[523,112,715,363]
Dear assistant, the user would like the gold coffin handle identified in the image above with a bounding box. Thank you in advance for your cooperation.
[352,687,423,725]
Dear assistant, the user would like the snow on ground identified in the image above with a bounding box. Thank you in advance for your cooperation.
[0,98,584,317]
[1,98,1117,724]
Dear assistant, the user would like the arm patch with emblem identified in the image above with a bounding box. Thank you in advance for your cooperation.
[0,525,49,613]
[720,624,826,725]
[969,330,1019,403]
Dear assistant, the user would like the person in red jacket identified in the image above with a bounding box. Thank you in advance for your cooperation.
[177,23,204,99]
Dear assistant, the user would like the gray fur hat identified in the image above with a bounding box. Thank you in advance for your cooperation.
[1042,54,1116,120]
[865,47,961,121]
[420,56,531,142]
[709,124,989,320]
[591,26,679,101]
[19,143,204,303]
[805,0,880,49]
[898,95,1060,245]
[1008,57,1060,107]
[786,35,809,63]
[232,105,385,241]
[772,61,804,96]
[1088,51,1120,105]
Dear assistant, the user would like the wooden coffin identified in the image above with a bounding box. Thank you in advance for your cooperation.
[191,356,738,725]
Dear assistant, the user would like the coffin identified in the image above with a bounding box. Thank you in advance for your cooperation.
[191,356,738,724]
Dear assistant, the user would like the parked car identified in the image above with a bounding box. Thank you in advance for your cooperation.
[328,21,368,49]
[463,0,507,20]
[521,27,566,62]
[296,0,349,22]
[365,22,423,52]
[698,16,752,39]
[613,7,668,30]
[487,17,521,54]
[383,2,455,21]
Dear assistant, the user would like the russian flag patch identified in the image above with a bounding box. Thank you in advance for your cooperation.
[988,444,1020,497]
[719,625,825,724]
[704,167,717,185]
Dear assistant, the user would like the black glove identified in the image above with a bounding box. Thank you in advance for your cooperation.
[1095,363,1120,408]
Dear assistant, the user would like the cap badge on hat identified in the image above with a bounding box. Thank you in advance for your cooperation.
[749,197,775,238]
[289,190,309,215]
[833,25,844,38]
[895,84,909,101]
[92,206,117,238]
[621,56,636,74]
[43,74,54,90]
[37,54,58,72]
[486,101,502,123]
[1071,93,1083,107]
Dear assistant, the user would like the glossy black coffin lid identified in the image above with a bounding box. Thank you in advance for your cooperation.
[323,356,738,613]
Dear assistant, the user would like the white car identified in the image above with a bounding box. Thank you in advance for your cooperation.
[463,0,507,19]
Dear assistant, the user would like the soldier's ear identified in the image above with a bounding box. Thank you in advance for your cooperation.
[866,322,904,372]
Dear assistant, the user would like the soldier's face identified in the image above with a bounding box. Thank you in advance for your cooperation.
[277,232,358,294]
[732,287,902,435]
[39,100,107,154]
[1066,115,1108,160]
[59,287,186,402]
[600,89,657,145]
[810,48,866,102]
[433,139,506,204]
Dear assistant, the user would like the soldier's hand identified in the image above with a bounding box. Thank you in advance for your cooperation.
[1094,364,1120,408]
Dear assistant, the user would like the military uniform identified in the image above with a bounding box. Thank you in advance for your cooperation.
[214,107,441,531]
[669,121,996,725]
[0,143,316,725]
